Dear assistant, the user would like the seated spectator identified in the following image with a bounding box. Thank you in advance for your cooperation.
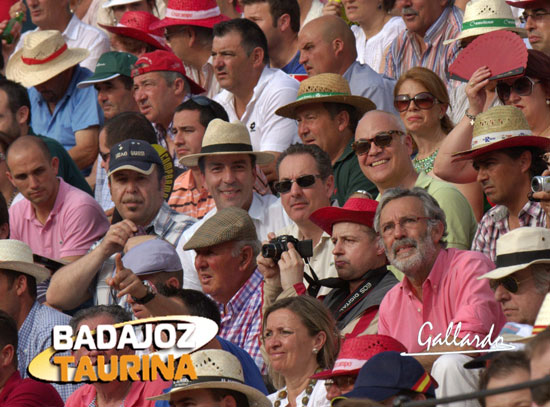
[527,328,550,407]
[375,187,505,403]
[478,351,532,407]
[298,15,396,113]
[355,110,477,250]
[276,74,377,204]
[263,296,339,407]
[182,207,266,373]
[0,239,78,401]
[65,304,170,407]
[7,136,109,302]
[507,0,550,56]
[335,351,437,405]
[7,31,103,172]
[479,227,550,326]
[101,0,160,25]
[0,310,63,407]
[312,335,406,402]
[148,349,271,407]
[452,106,550,261]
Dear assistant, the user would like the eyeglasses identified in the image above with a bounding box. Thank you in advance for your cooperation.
[496,76,540,102]
[520,9,550,24]
[164,27,188,42]
[352,131,404,156]
[380,216,432,237]
[489,276,524,294]
[394,92,439,112]
[273,174,321,194]
[324,376,356,392]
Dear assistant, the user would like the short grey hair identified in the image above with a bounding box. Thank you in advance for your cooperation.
[530,264,550,294]
[232,239,261,259]
[374,187,448,248]
[69,305,132,332]
[158,71,190,94]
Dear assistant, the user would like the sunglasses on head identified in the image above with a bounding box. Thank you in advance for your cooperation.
[394,92,439,112]
[489,276,521,293]
[273,174,321,194]
[496,76,540,103]
[352,130,404,156]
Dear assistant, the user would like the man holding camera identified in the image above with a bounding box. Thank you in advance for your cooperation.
[452,106,550,262]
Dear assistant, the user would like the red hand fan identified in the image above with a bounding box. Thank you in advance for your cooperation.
[448,30,528,82]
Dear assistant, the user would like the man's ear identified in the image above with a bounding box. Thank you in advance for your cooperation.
[238,245,254,271]
[251,47,265,68]
[335,110,350,133]
[0,344,15,369]
[430,220,445,245]
[165,276,180,289]
[51,156,60,176]
[332,38,344,57]
[15,106,29,128]
[277,13,291,32]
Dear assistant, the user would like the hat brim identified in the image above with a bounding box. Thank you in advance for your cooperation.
[180,150,274,168]
[108,163,156,177]
[150,14,230,31]
[276,95,376,119]
[443,26,527,45]
[342,386,400,402]
[0,261,51,284]
[102,0,142,8]
[311,368,361,380]
[478,258,550,280]
[99,23,170,51]
[147,380,271,407]
[309,205,377,236]
[506,0,546,8]
[451,135,550,162]
[77,72,122,88]
[7,48,90,88]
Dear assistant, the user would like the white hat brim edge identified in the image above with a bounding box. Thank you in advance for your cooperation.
[478,258,550,280]
[0,261,51,284]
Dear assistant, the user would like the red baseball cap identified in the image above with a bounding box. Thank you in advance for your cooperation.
[150,0,229,31]
[309,198,379,236]
[131,50,205,94]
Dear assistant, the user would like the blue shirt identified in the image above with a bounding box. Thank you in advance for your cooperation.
[282,51,306,75]
[29,65,103,151]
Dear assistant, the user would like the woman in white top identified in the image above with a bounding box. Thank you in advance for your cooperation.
[263,296,340,407]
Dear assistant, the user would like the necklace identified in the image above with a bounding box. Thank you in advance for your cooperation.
[274,377,317,407]
[413,149,438,174]
[6,189,18,208]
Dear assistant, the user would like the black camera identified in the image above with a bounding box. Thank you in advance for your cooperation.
[261,235,313,262]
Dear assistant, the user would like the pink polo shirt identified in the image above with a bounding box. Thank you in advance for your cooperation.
[378,248,506,353]
[9,178,109,259]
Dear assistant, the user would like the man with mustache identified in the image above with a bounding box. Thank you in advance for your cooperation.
[375,186,505,405]
[507,0,550,56]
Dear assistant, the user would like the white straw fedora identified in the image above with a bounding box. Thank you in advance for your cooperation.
[479,227,550,280]
[180,119,274,167]
[148,350,271,407]
[0,240,50,284]
[444,0,527,45]
[6,30,89,88]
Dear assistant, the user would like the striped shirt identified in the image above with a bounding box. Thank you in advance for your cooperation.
[384,6,462,83]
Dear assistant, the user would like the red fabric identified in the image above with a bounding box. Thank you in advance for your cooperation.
[350,306,379,337]
[0,371,63,407]
[0,1,17,23]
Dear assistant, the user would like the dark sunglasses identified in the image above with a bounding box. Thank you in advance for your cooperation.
[273,174,321,194]
[489,276,521,294]
[394,92,439,112]
[352,130,404,156]
[496,76,540,102]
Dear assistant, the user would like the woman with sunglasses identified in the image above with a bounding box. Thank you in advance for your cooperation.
[394,67,484,220]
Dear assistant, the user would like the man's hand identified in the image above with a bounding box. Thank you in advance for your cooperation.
[531,169,550,224]
[98,220,138,259]
[278,242,305,290]
[107,253,147,299]
[322,0,343,16]
[257,232,282,287]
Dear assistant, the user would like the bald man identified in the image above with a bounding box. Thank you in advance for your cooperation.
[7,136,109,302]
[298,15,396,113]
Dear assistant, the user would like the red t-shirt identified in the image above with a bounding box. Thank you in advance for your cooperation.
[0,370,64,407]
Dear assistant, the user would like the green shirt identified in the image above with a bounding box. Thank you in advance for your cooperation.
[333,140,378,206]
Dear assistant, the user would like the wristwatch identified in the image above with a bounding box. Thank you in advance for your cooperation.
[132,280,156,304]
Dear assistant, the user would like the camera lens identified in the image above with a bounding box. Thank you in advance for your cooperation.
[532,176,544,193]
[261,244,277,259]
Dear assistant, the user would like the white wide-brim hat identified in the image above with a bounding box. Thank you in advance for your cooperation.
[0,240,50,284]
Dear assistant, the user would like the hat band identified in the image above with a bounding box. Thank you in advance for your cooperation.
[296,91,350,102]
[411,372,433,393]
[471,129,532,148]
[495,249,550,268]
[165,6,221,20]
[21,43,68,66]
[200,143,253,154]
[173,375,245,388]
[332,358,366,372]
[462,18,516,30]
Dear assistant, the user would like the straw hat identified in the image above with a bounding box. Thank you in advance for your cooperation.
[103,0,143,8]
[7,30,89,88]
[148,349,271,407]
[0,240,50,284]
[452,105,550,161]
[444,0,526,45]
[310,198,379,236]
[150,0,229,30]
[99,11,170,51]
[478,227,550,280]
[179,119,274,167]
[531,294,550,335]
[275,73,376,119]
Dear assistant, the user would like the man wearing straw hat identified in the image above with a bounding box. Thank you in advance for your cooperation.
[276,73,378,205]
[507,0,550,56]
[6,30,104,172]
[176,119,291,291]
[452,105,550,262]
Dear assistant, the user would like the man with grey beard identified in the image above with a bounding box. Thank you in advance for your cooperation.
[374,187,505,407]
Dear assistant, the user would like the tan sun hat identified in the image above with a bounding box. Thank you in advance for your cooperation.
[444,0,527,45]
[148,349,271,407]
[275,73,376,119]
[7,30,89,88]
[0,240,50,284]
[179,119,274,167]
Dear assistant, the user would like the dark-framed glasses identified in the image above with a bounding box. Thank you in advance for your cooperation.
[519,9,550,24]
[273,174,321,194]
[394,92,439,112]
[352,130,404,156]
[496,76,540,102]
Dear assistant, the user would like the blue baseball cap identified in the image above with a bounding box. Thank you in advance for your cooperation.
[108,139,163,177]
